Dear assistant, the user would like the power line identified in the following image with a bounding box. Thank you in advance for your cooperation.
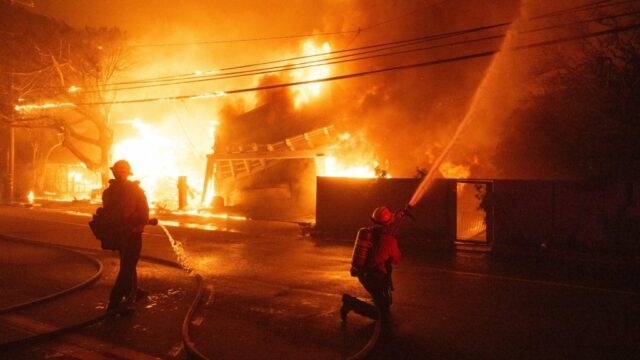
[54,0,640,91]
[46,22,510,93]
[57,5,640,94]
[45,20,640,107]
[530,0,612,19]
[529,0,640,20]
[523,8,640,33]
[15,0,640,110]
[129,30,359,48]
[91,30,507,92]
[128,1,449,48]
[107,21,508,87]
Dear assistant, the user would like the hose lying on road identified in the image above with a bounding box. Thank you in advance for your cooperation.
[0,236,104,315]
[182,274,210,360]
[0,231,381,360]
[0,307,113,352]
[347,308,382,360]
[0,234,207,359]
[0,235,111,352]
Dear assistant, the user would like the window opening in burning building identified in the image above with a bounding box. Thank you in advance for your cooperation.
[456,181,491,244]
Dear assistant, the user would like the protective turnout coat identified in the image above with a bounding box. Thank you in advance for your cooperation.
[102,179,149,234]
[351,226,401,276]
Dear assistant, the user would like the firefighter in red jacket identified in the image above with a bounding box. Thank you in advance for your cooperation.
[341,206,402,324]
[103,160,149,313]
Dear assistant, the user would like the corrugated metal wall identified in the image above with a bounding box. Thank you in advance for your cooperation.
[315,177,454,249]
[316,177,640,254]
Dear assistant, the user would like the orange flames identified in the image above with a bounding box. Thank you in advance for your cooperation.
[320,156,379,178]
[112,118,208,207]
[438,161,471,179]
[37,37,388,211]
[290,40,332,109]
[318,132,390,179]
[439,161,471,194]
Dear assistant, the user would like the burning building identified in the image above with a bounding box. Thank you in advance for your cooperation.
[4,0,638,256]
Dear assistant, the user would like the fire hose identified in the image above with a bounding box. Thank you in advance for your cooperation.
[0,236,104,315]
[0,222,210,360]
[1,220,378,360]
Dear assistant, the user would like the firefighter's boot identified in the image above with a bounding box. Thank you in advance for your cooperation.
[135,288,150,302]
[340,294,352,322]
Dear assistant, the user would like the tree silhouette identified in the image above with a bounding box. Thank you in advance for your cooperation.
[494,9,640,181]
[1,2,127,191]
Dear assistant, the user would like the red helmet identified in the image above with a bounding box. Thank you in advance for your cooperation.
[371,206,394,225]
[110,159,132,175]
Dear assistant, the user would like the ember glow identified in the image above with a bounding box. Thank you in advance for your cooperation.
[14,102,76,112]
[175,209,247,221]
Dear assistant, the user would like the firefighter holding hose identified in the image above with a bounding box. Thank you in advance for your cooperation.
[341,205,408,325]
[101,160,150,314]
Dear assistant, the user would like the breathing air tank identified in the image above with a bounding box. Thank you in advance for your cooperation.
[350,227,373,276]
[349,204,413,277]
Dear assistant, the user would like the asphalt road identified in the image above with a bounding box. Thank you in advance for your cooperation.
[0,205,638,359]
[0,238,98,308]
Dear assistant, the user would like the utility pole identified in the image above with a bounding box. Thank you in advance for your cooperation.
[8,126,15,203]
[8,74,15,203]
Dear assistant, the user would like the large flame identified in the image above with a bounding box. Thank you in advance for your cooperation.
[290,40,332,109]
[203,119,219,206]
[112,118,207,207]
[438,161,470,179]
[439,161,471,194]
[321,155,378,178]
[318,132,389,178]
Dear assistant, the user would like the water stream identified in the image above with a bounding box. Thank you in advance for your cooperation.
[159,223,195,275]
[408,14,520,207]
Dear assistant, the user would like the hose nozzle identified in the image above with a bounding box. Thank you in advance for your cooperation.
[395,204,414,221]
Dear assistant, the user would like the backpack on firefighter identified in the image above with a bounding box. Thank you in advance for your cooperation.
[350,205,411,277]
[350,206,394,276]
[89,207,126,250]
[88,180,135,251]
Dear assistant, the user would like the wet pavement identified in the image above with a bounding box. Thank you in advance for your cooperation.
[0,247,196,359]
[0,238,99,309]
[0,205,639,359]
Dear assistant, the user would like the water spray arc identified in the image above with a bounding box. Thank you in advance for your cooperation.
[156,222,210,359]
[159,223,195,275]
[408,16,518,207]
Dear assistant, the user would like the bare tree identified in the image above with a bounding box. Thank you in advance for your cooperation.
[12,27,128,187]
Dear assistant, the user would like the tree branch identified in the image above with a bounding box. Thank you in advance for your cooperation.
[66,124,100,146]
[62,132,99,170]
